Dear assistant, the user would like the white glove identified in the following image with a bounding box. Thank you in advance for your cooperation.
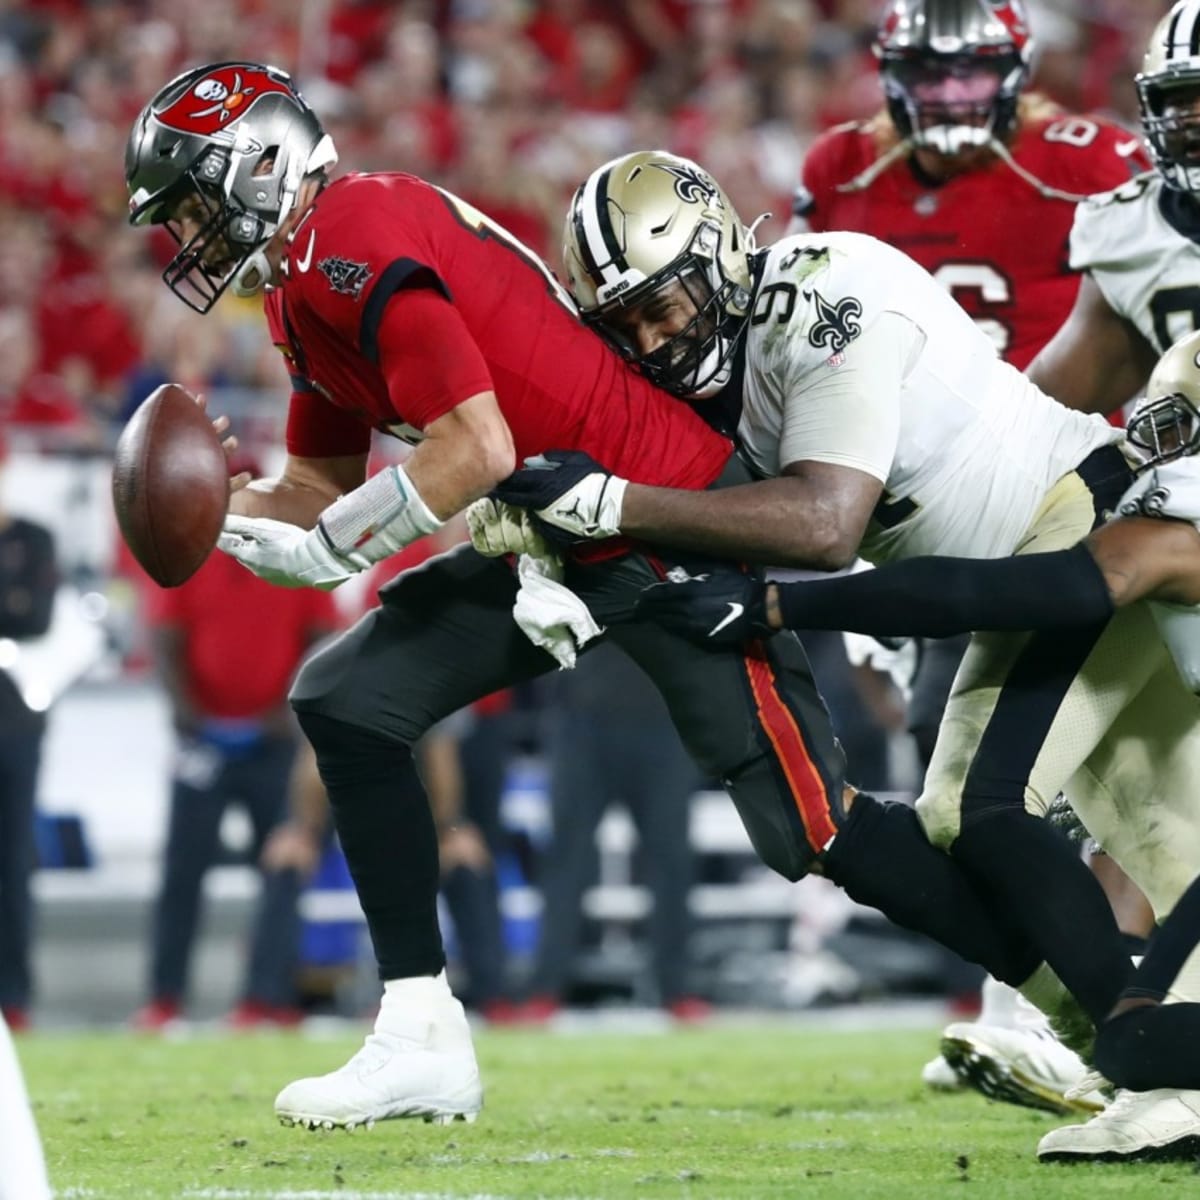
[465,497,551,558]
[218,514,362,590]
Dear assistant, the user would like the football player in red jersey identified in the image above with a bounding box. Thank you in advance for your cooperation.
[791,0,1153,1103]
[792,0,1148,373]
[123,62,1046,1132]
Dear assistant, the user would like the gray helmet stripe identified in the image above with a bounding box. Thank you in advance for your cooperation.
[577,163,626,288]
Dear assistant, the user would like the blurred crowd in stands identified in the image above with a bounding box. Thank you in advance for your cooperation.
[0,0,1166,454]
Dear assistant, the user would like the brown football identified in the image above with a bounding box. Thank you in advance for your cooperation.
[112,384,229,587]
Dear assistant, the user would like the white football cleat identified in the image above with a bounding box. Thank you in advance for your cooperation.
[940,1022,1105,1116]
[921,1053,965,1091]
[1038,1088,1200,1162]
[275,973,483,1131]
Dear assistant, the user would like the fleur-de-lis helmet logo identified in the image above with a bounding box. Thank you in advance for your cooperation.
[655,162,723,208]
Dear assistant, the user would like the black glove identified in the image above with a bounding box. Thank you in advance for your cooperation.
[636,562,773,644]
[491,450,625,547]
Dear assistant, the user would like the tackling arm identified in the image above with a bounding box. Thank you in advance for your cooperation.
[1026,274,1158,415]
[620,459,881,569]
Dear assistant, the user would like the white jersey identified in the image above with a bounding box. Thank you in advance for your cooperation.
[1070,171,1200,355]
[1117,457,1200,693]
[737,233,1122,563]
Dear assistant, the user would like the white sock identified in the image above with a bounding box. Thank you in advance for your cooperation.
[382,970,453,1006]
[0,1015,51,1200]
[377,971,474,1054]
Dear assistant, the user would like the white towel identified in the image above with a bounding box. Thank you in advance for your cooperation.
[512,551,603,669]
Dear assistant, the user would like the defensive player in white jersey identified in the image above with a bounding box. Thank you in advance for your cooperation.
[490,149,1200,1159]
[1029,0,1200,413]
[642,329,1200,1160]
[792,0,1155,1109]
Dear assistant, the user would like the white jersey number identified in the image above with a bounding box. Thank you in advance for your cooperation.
[1043,117,1100,148]
[932,261,1013,356]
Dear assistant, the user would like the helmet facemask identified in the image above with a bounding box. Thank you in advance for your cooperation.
[882,48,1026,154]
[1138,79,1200,197]
[874,0,1033,156]
[1129,326,1200,466]
[591,220,747,398]
[140,147,274,313]
[1127,393,1200,466]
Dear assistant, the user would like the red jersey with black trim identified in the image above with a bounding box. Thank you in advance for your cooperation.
[794,110,1150,370]
[265,172,730,491]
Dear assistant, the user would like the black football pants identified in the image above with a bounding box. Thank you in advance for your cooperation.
[290,471,1036,984]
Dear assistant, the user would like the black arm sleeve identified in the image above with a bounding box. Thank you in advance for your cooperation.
[774,543,1114,639]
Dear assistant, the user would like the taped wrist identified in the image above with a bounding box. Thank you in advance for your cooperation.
[317,465,443,567]
[775,543,1113,638]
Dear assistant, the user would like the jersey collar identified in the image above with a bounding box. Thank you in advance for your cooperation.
[1158,184,1200,245]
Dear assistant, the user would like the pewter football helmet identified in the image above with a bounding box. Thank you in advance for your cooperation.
[876,0,1034,153]
[562,151,754,399]
[126,61,337,312]
[1138,2,1200,197]
[1128,328,1200,465]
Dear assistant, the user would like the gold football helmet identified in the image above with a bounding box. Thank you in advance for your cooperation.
[1138,2,1200,196]
[1128,328,1200,464]
[562,151,755,398]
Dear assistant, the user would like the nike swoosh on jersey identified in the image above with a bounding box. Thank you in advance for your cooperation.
[1116,139,1143,157]
[294,231,316,272]
[709,602,745,637]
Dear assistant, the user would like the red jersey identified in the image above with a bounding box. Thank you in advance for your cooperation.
[795,110,1149,370]
[266,173,730,491]
[146,551,340,719]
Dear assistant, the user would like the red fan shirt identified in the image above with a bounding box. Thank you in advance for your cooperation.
[146,551,340,719]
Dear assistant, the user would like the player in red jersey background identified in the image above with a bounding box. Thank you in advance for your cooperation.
[789,0,1152,1112]
[791,0,1148,373]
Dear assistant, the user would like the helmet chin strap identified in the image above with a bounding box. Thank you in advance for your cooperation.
[684,340,732,399]
[232,247,274,297]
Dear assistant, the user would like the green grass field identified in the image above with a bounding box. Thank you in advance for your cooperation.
[19,1022,1198,1199]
